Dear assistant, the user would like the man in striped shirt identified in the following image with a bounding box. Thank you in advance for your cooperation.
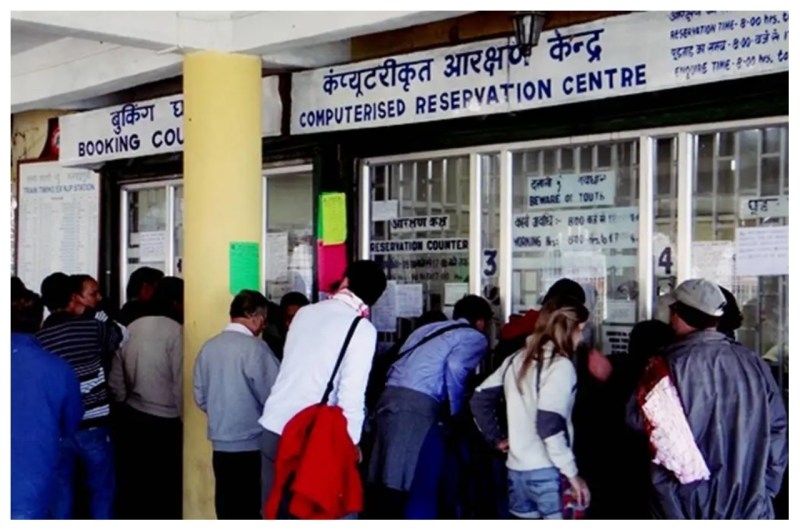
[36,274,125,519]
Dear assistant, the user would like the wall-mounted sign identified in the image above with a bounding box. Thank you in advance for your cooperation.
[370,237,469,254]
[60,77,282,167]
[512,206,639,251]
[291,11,788,134]
[390,215,450,233]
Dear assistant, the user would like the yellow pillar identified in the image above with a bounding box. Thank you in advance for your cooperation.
[182,51,263,519]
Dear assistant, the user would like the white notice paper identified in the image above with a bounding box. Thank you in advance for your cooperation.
[265,232,289,281]
[140,231,166,263]
[373,200,399,222]
[372,280,398,332]
[736,226,789,277]
[606,300,637,324]
[444,282,469,306]
[691,241,735,289]
[397,284,424,318]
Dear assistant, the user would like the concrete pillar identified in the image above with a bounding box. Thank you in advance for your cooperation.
[182,51,262,519]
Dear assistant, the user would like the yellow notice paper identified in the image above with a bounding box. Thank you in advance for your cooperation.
[320,192,347,245]
[229,242,260,294]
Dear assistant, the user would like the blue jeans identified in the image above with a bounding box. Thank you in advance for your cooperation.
[507,467,562,520]
[52,426,116,519]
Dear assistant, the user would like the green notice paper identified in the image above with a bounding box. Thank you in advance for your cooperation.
[229,241,260,294]
[319,192,347,246]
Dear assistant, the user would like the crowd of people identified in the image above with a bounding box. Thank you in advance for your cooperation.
[9,260,789,520]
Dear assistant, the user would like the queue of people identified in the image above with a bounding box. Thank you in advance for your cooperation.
[9,263,789,521]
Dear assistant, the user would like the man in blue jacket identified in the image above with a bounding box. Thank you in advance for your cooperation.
[367,295,493,519]
[11,286,83,519]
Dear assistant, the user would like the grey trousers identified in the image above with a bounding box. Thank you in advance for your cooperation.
[260,429,281,508]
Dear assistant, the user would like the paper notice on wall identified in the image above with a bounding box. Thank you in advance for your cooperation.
[229,242,260,294]
[603,325,633,356]
[397,283,424,318]
[372,200,399,222]
[444,282,469,306]
[265,232,289,281]
[606,300,637,324]
[140,231,166,263]
[319,192,347,245]
[736,226,789,277]
[372,280,398,332]
[691,241,735,289]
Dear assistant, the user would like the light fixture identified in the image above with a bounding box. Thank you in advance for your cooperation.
[511,11,547,58]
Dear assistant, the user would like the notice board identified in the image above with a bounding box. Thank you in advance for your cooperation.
[16,160,100,293]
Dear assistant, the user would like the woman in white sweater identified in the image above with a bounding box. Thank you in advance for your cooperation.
[471,301,591,519]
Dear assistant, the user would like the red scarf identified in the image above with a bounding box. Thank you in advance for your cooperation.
[332,289,370,318]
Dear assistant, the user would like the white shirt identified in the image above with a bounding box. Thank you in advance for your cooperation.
[259,298,377,444]
[224,322,254,336]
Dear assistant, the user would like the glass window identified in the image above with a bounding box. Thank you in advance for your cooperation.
[653,137,679,316]
[264,169,314,303]
[511,140,640,355]
[480,153,502,336]
[690,125,788,399]
[369,155,471,343]
[124,186,168,293]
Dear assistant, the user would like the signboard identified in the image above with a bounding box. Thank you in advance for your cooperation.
[739,195,788,219]
[527,173,616,209]
[736,226,788,276]
[512,206,639,251]
[60,77,282,167]
[291,11,789,134]
[370,237,469,254]
[390,215,450,233]
[17,161,100,293]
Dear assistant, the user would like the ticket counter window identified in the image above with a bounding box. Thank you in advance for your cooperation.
[689,126,788,398]
[121,183,178,300]
[263,166,314,303]
[510,141,640,355]
[369,155,471,341]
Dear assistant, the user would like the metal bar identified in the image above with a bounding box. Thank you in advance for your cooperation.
[359,161,371,260]
[362,117,788,166]
[166,185,175,277]
[676,132,694,283]
[638,136,655,320]
[469,153,482,296]
[499,149,513,322]
[119,189,130,304]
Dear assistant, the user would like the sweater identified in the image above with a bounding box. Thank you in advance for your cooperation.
[472,344,578,478]
[11,333,83,517]
[109,315,183,419]
[193,324,281,451]
[36,312,124,429]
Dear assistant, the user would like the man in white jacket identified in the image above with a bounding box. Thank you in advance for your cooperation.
[258,260,387,507]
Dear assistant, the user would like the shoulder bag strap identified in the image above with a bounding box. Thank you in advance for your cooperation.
[395,322,473,360]
[320,316,363,405]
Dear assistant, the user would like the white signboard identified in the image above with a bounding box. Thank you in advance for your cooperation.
[60,77,282,167]
[17,161,100,292]
[527,173,616,209]
[513,206,639,251]
[691,240,735,289]
[291,11,789,134]
[372,280,398,332]
[736,226,788,276]
[603,325,633,356]
[370,237,469,254]
[372,200,399,221]
[739,195,788,219]
[390,215,450,233]
[265,232,289,282]
[397,283,424,318]
[139,231,166,263]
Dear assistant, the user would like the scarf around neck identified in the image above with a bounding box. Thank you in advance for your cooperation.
[332,289,370,318]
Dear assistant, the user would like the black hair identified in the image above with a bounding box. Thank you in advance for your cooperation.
[11,276,26,299]
[40,272,72,312]
[453,295,493,326]
[11,288,44,334]
[344,260,388,307]
[543,278,586,306]
[70,274,98,296]
[628,320,676,360]
[280,292,310,311]
[416,310,448,329]
[126,267,164,301]
[149,277,184,324]
[717,286,743,339]
[671,301,720,330]
[230,290,269,319]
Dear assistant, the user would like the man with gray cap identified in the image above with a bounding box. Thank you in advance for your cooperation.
[630,278,787,519]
